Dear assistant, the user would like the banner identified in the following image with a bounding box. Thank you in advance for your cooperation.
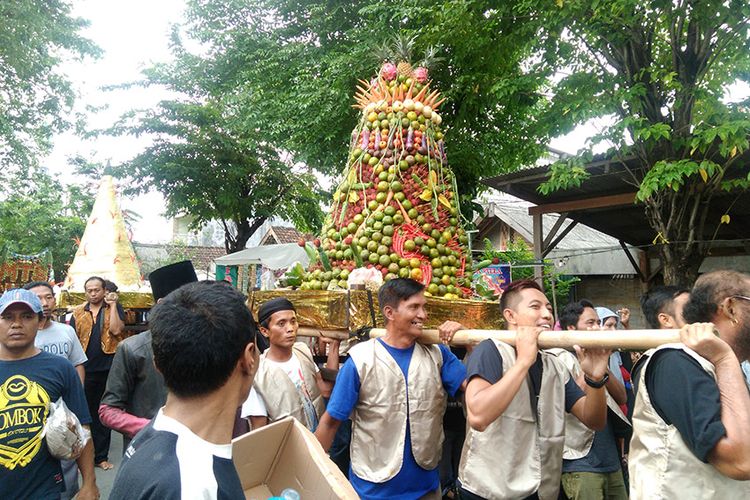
[473,264,512,299]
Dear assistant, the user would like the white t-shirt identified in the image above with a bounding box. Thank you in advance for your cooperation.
[241,354,319,427]
[111,409,242,499]
[34,321,87,366]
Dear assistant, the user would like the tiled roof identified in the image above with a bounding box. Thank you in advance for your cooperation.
[132,243,226,274]
[260,226,312,245]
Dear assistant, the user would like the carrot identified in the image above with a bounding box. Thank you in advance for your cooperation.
[414,85,429,103]
[405,80,415,100]
[432,98,446,109]
[396,198,412,224]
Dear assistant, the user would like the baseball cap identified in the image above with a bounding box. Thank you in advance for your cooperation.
[0,289,44,315]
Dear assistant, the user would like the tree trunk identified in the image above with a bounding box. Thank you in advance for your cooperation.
[222,217,268,254]
[659,244,702,287]
[644,188,707,287]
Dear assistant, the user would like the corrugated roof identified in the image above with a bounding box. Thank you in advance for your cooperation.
[477,197,639,275]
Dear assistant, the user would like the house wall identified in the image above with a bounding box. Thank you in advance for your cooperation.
[572,276,647,329]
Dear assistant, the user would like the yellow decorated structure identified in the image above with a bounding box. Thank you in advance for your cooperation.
[59,176,153,309]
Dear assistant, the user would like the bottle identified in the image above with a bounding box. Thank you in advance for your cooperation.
[280,488,301,500]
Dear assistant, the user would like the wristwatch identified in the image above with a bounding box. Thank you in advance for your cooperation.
[584,372,609,388]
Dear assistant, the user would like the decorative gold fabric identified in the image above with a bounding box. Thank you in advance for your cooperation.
[57,291,154,309]
[247,290,503,331]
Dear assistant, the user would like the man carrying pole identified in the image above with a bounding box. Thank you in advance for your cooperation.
[455,279,612,500]
[629,271,750,498]
[315,278,466,500]
[244,297,339,431]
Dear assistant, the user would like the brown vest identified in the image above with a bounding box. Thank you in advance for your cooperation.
[458,341,568,500]
[348,339,447,483]
[72,303,121,354]
[252,343,325,430]
[547,348,630,460]
[629,344,750,499]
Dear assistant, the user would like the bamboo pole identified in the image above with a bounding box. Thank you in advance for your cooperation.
[297,327,682,351]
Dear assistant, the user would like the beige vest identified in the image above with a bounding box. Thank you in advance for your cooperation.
[348,339,447,483]
[253,343,325,430]
[458,341,568,500]
[547,348,630,460]
[629,344,750,499]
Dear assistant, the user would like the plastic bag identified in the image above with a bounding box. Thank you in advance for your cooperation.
[44,398,90,460]
[347,267,383,292]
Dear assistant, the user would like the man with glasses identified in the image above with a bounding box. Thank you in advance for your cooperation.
[629,270,750,497]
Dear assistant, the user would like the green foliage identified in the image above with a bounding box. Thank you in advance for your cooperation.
[0,0,100,173]
[0,169,93,281]
[524,0,750,284]
[539,156,591,195]
[480,239,579,307]
[108,30,325,253]
[173,0,553,223]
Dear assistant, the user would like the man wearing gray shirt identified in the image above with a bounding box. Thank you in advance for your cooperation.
[25,281,87,383]
[24,280,91,500]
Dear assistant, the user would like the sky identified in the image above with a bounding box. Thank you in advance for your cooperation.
[44,2,749,245]
[43,0,187,243]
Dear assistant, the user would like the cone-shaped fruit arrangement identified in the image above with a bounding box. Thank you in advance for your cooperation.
[298,44,470,299]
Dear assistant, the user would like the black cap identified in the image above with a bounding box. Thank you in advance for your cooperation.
[149,261,198,301]
[257,297,296,325]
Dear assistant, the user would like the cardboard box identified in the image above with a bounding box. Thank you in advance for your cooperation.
[233,417,359,499]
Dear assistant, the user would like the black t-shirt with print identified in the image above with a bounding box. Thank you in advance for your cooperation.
[0,351,91,499]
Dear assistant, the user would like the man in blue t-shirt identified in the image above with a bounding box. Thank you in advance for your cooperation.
[558,300,629,500]
[0,289,96,500]
[315,278,467,500]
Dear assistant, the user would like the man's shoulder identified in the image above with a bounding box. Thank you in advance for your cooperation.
[36,349,73,368]
[119,331,152,351]
[112,425,181,499]
[347,338,376,360]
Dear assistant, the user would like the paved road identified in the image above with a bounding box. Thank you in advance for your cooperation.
[92,434,123,499]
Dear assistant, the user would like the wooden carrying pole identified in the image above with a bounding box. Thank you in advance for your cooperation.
[297,327,681,351]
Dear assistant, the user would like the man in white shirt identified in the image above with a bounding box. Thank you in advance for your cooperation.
[243,297,339,431]
[109,280,260,500]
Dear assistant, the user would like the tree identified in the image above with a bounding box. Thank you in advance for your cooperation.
[531,0,750,286]
[0,0,99,173]
[180,0,549,220]
[175,0,750,284]
[0,169,93,281]
[110,33,325,253]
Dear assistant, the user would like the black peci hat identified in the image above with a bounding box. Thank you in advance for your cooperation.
[149,261,198,301]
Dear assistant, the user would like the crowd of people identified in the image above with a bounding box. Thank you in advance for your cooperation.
[1,262,750,500]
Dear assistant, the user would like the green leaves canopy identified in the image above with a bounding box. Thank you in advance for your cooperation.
[0,169,91,281]
[0,0,99,173]
[112,43,324,253]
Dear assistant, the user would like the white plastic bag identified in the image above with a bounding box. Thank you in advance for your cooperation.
[347,267,383,292]
[44,398,90,460]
